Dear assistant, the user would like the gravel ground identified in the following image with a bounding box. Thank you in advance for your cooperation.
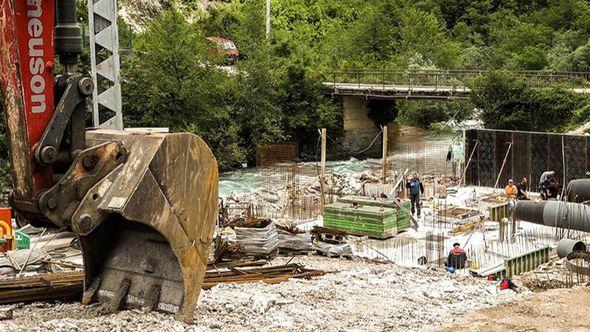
[0,256,518,332]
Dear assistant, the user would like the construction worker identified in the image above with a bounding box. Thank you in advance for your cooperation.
[539,170,556,185]
[516,177,530,200]
[504,179,518,199]
[407,172,424,218]
[546,177,561,200]
[446,243,467,269]
[539,170,555,199]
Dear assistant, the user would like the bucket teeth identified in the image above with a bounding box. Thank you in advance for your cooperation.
[82,277,101,305]
[145,284,162,312]
[110,278,131,311]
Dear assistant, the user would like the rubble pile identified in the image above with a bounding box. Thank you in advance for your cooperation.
[516,258,590,291]
[0,256,514,332]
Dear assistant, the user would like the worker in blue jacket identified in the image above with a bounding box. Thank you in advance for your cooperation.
[407,172,425,218]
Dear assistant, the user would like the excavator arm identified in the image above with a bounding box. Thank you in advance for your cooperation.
[0,0,217,322]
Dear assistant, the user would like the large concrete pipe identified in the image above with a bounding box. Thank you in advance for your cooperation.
[514,200,590,232]
[557,238,587,258]
[565,179,590,203]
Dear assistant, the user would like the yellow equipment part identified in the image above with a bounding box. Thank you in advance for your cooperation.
[0,219,14,251]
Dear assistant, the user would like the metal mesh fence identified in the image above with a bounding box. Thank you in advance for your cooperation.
[465,129,590,188]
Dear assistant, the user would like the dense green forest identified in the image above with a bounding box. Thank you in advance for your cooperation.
[2,0,590,190]
[121,0,590,169]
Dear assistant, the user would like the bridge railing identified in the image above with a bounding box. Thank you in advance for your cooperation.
[328,69,590,91]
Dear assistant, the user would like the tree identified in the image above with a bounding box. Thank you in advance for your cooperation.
[399,7,460,68]
[470,71,536,130]
[122,8,245,169]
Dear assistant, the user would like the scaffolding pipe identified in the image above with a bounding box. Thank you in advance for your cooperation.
[514,200,590,232]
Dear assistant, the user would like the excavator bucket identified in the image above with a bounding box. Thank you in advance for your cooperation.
[0,0,217,323]
[69,129,218,323]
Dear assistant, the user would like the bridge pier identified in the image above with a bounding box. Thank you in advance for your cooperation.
[340,96,384,157]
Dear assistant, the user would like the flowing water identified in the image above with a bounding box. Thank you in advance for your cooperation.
[219,127,462,197]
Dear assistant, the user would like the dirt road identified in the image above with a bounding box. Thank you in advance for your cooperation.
[439,287,590,331]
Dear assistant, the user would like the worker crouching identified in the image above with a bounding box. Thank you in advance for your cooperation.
[446,242,467,270]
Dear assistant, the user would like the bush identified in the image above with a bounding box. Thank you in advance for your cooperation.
[571,104,590,129]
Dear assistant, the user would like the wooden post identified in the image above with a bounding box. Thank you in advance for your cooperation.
[321,128,326,179]
[493,142,512,191]
[320,128,327,214]
[382,126,388,184]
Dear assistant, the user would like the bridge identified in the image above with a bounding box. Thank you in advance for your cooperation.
[327,69,590,157]
[325,69,590,100]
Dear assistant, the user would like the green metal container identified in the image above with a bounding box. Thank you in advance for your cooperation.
[324,202,411,239]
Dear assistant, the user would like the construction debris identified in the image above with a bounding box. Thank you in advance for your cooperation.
[0,271,83,305]
[0,256,521,331]
[235,221,279,256]
[202,263,327,289]
[277,230,313,252]
[0,262,327,306]
[310,226,353,258]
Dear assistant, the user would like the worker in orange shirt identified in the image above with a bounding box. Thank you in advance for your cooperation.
[504,178,518,199]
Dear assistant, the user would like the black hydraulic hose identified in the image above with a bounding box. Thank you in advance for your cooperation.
[56,0,77,22]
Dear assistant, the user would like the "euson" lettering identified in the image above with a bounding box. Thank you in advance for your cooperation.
[27,0,46,114]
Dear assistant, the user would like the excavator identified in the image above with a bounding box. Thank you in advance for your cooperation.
[0,0,218,323]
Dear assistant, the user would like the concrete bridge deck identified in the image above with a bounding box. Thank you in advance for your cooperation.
[324,69,590,100]
[324,82,590,100]
[324,82,470,100]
